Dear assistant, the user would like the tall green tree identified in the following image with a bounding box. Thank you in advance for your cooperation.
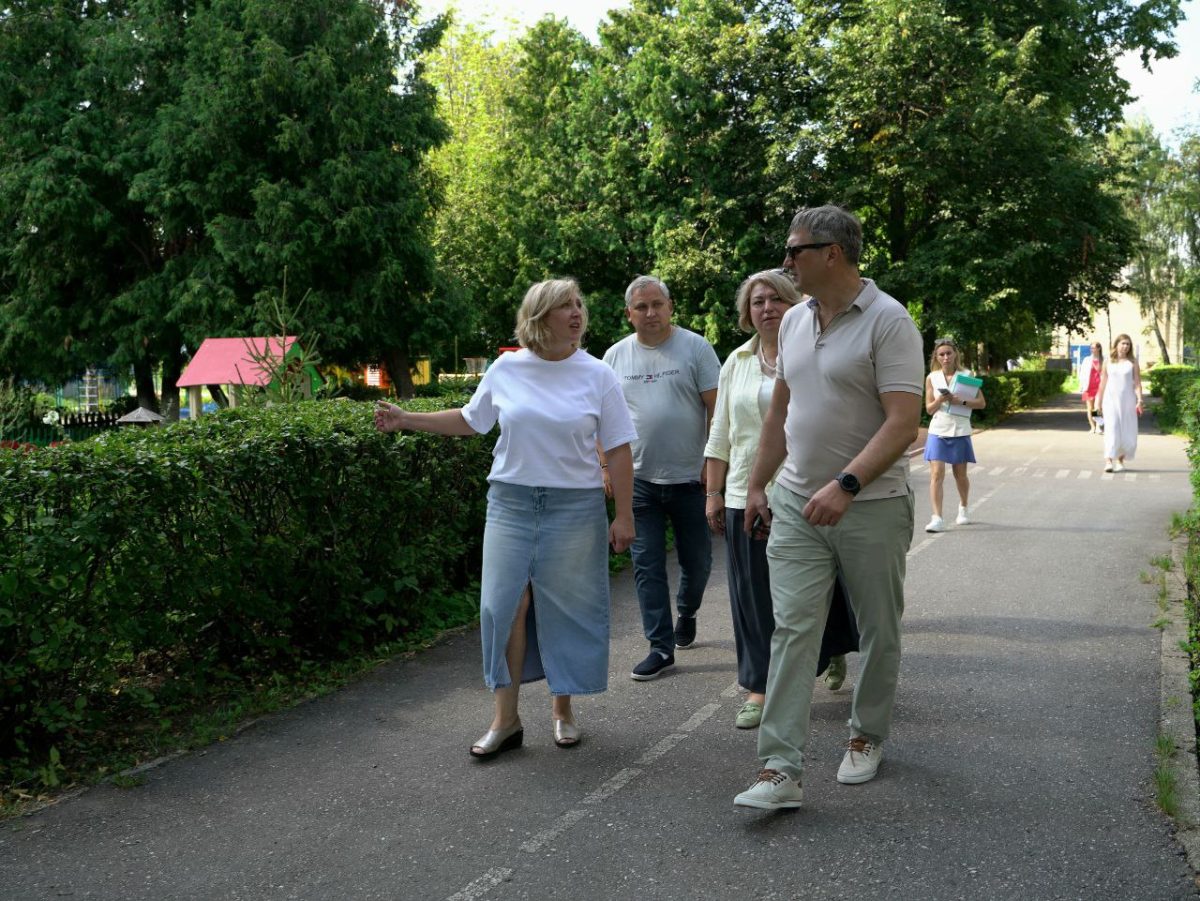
[430,1,807,356]
[0,0,183,408]
[132,0,450,396]
[783,0,1179,364]
[0,0,450,402]
[1110,120,1198,363]
[424,22,523,358]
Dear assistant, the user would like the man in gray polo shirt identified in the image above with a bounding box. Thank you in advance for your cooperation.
[733,205,924,810]
[603,275,721,681]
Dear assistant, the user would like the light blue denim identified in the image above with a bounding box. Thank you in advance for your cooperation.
[630,478,712,654]
[480,481,611,695]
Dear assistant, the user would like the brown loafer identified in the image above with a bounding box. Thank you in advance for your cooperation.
[553,719,582,748]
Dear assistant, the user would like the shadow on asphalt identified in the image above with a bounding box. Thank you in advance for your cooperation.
[903,614,1148,641]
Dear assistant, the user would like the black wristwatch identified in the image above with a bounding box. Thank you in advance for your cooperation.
[834,471,861,496]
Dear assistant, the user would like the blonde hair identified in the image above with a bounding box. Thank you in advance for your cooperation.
[734,270,801,333]
[515,278,587,355]
[929,337,960,372]
[1111,333,1135,361]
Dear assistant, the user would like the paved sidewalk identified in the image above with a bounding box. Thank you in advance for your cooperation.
[1,396,1198,900]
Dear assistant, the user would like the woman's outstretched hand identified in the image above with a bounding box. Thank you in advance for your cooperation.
[374,401,406,433]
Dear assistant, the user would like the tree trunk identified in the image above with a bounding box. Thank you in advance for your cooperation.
[161,350,184,421]
[133,358,160,413]
[207,385,230,408]
[1152,314,1171,364]
[383,347,415,398]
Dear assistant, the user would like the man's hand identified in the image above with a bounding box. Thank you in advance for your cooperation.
[801,480,854,527]
[744,487,771,534]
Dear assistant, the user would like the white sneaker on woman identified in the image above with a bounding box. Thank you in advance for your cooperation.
[956,506,970,525]
[925,515,945,533]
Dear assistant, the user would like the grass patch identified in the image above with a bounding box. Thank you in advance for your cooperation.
[0,609,478,818]
[1151,554,1175,572]
[1154,733,1180,818]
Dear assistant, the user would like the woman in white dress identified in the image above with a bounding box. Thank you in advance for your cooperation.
[1096,333,1143,473]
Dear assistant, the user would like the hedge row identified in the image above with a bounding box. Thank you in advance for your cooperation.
[1147,365,1200,433]
[0,400,492,785]
[928,369,1068,427]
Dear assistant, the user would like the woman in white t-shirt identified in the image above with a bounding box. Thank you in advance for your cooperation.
[375,279,636,759]
[923,338,985,533]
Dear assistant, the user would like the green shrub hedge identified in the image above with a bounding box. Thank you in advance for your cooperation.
[0,400,492,786]
[1146,366,1200,433]
[924,369,1068,427]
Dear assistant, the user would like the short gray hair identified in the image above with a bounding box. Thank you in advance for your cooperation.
[789,205,862,265]
[515,278,587,355]
[734,270,801,333]
[624,275,670,307]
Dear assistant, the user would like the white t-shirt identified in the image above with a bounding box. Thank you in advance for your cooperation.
[602,327,721,484]
[461,348,638,488]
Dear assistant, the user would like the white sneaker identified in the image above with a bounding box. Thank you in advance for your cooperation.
[1114,462,1125,472]
[837,737,883,784]
[734,768,804,809]
[955,506,970,525]
[925,515,945,533]
[1103,462,1114,473]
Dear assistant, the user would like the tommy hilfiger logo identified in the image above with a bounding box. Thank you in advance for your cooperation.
[624,368,681,383]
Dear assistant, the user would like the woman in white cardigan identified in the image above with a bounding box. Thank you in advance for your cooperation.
[703,270,855,730]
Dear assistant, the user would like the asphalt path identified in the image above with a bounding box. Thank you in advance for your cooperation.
[2,396,1198,900]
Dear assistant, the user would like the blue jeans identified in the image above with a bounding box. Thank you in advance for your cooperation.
[630,478,712,654]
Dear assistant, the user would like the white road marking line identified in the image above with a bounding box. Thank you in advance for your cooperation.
[1126,473,1137,481]
[519,808,590,854]
[636,734,687,765]
[447,868,514,901]
[1033,469,1047,478]
[1078,470,1092,479]
[721,680,742,699]
[1150,474,1161,481]
[908,536,938,558]
[1055,469,1070,479]
[1101,472,1114,481]
[584,768,643,804]
[1012,467,1027,476]
[678,703,721,732]
[989,466,1006,476]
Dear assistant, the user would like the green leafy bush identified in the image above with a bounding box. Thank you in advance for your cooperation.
[920,369,1067,427]
[0,400,491,786]
[1147,364,1199,398]
[1147,366,1200,433]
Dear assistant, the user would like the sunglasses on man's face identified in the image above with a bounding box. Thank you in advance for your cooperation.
[783,242,835,260]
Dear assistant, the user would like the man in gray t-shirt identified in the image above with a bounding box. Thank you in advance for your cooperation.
[603,275,721,681]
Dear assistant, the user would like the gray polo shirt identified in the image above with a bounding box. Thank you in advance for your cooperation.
[603,327,721,484]
[775,278,924,501]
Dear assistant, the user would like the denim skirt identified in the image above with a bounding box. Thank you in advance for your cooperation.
[923,434,976,465]
[480,481,611,695]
